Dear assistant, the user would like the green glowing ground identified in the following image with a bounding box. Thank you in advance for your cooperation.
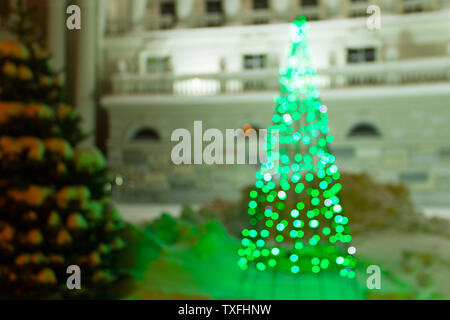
[123,216,449,300]
[127,220,367,300]
[131,245,366,300]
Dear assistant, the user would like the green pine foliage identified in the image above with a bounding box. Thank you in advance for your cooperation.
[0,4,127,299]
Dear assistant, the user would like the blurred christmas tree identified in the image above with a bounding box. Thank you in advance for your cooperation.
[0,1,127,299]
[238,17,357,277]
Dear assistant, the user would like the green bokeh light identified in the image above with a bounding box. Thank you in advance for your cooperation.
[238,17,357,278]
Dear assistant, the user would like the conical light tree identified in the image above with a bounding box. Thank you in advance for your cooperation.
[238,17,357,277]
[0,3,127,299]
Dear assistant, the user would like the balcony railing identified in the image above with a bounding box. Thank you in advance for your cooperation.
[105,0,442,34]
[110,56,450,96]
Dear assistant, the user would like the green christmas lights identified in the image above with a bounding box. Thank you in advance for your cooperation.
[238,17,357,277]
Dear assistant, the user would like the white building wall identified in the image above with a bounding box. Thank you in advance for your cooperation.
[99,1,450,206]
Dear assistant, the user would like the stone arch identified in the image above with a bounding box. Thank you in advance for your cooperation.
[348,122,381,138]
[129,126,161,141]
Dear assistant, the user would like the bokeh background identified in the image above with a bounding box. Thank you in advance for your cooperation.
[1,0,450,299]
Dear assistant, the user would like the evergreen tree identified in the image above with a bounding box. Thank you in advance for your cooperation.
[0,2,127,299]
[238,18,357,277]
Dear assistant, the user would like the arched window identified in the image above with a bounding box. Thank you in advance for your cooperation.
[348,123,381,138]
[130,127,160,141]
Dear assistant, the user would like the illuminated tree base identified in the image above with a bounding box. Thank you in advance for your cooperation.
[239,265,364,300]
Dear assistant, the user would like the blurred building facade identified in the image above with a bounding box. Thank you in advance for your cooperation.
[2,0,450,208]
[101,0,450,208]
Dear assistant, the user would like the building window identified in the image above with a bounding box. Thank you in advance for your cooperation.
[243,54,267,70]
[347,48,376,63]
[146,57,170,73]
[205,0,224,27]
[243,55,267,90]
[403,5,424,14]
[403,0,426,13]
[301,0,318,7]
[348,10,367,18]
[160,0,175,16]
[399,172,429,184]
[159,0,176,29]
[300,0,320,20]
[131,128,160,141]
[253,0,269,10]
[206,0,222,13]
[348,123,381,138]
[329,147,356,158]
